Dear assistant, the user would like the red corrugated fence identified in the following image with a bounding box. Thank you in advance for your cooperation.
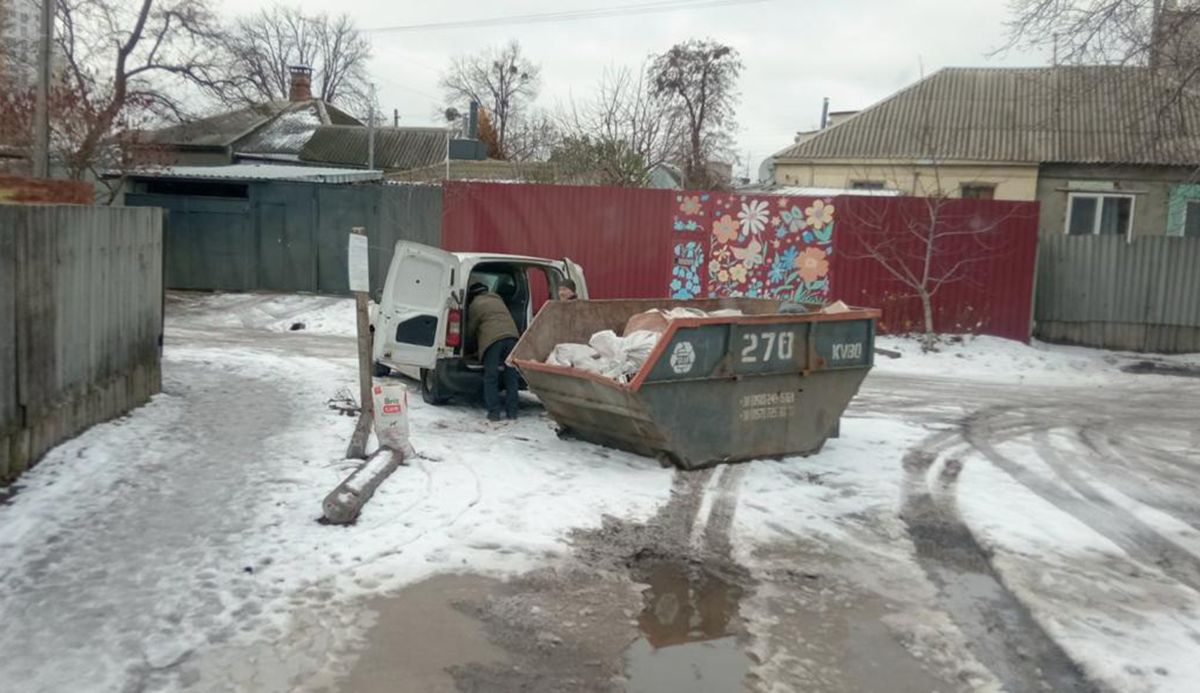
[440,181,1039,341]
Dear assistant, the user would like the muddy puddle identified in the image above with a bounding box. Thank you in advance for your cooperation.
[623,559,751,692]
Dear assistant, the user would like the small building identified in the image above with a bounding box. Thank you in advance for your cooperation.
[141,67,362,166]
[772,66,1200,239]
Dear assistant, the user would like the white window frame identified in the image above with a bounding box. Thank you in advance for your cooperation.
[1064,192,1136,240]
[1184,200,1200,238]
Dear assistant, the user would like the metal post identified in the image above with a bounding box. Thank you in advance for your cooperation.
[367,106,375,170]
[32,0,53,177]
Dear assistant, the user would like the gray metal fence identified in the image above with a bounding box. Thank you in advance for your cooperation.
[124,181,442,299]
[1035,235,1200,352]
[1,205,163,484]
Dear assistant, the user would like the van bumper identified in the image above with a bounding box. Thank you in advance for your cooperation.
[434,358,526,397]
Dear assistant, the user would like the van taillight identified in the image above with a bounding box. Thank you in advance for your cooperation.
[446,309,462,346]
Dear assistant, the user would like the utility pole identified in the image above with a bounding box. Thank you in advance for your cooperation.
[367,84,376,169]
[32,0,53,177]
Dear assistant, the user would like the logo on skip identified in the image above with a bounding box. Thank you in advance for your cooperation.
[670,341,696,374]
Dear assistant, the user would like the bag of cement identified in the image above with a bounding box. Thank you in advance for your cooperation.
[779,301,812,314]
[822,300,851,314]
[665,307,708,320]
[624,309,669,336]
[621,330,661,375]
[707,309,743,317]
[372,380,415,456]
[546,343,599,367]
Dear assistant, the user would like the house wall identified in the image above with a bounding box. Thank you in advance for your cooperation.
[773,160,1039,200]
[1036,163,1200,238]
[1,205,163,484]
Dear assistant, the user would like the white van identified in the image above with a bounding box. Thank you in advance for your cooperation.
[372,241,587,404]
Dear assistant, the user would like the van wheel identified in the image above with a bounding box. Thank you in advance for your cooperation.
[421,368,449,405]
[371,361,391,377]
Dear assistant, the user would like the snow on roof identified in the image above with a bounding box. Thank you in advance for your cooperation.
[738,185,903,197]
[128,164,383,184]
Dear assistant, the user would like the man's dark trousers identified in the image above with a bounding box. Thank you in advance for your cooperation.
[483,337,519,419]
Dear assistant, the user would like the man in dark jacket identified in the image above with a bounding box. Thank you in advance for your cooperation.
[466,283,521,421]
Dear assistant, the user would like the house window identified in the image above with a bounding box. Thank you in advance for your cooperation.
[850,180,885,190]
[960,184,996,200]
[1066,193,1134,237]
[1186,201,1200,238]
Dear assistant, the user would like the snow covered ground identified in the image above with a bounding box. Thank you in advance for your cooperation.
[1,291,1197,692]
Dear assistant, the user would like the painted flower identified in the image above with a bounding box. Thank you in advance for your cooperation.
[717,268,730,283]
[679,195,702,216]
[795,247,830,283]
[708,258,721,276]
[770,215,781,226]
[769,246,799,284]
[729,263,748,283]
[713,214,739,244]
[778,197,789,208]
[737,199,770,237]
[805,200,835,229]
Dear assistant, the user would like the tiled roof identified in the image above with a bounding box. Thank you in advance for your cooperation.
[775,66,1200,166]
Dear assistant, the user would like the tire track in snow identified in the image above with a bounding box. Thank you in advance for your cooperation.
[963,408,1200,593]
[900,430,1096,693]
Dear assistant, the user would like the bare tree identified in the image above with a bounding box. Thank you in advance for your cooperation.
[220,4,372,114]
[554,65,684,186]
[842,193,1025,348]
[649,38,742,189]
[48,0,229,193]
[440,40,541,160]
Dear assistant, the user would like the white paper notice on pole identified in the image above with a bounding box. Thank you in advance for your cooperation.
[347,233,369,293]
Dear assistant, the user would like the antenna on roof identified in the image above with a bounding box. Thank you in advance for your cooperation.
[820,97,830,129]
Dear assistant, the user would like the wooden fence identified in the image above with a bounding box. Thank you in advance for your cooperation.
[1,205,163,484]
[1036,235,1200,352]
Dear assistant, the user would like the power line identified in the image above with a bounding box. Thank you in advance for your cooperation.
[366,0,770,33]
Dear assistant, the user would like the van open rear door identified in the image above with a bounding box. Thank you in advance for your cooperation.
[375,242,458,370]
[563,257,588,299]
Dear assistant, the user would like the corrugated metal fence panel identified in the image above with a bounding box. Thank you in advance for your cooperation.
[258,182,318,292]
[127,181,444,296]
[376,184,442,299]
[0,215,17,435]
[832,196,1040,341]
[441,182,675,299]
[1036,235,1200,350]
[1,205,163,482]
[127,193,255,290]
[315,185,378,294]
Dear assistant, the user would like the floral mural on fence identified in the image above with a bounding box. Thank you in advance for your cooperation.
[669,191,835,302]
[669,193,711,298]
[707,194,834,302]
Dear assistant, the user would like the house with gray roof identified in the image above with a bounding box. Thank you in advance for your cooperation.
[772,66,1200,239]
[141,67,362,166]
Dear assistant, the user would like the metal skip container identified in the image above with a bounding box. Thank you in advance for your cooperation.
[510,298,880,470]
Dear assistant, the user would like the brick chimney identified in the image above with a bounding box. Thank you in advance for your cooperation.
[288,66,313,102]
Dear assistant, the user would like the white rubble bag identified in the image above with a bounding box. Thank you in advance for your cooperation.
[372,380,415,456]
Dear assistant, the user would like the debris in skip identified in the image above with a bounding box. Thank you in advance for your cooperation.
[544,308,743,382]
[512,298,880,470]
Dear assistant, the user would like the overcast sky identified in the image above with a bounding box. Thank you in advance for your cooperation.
[230,0,1051,176]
